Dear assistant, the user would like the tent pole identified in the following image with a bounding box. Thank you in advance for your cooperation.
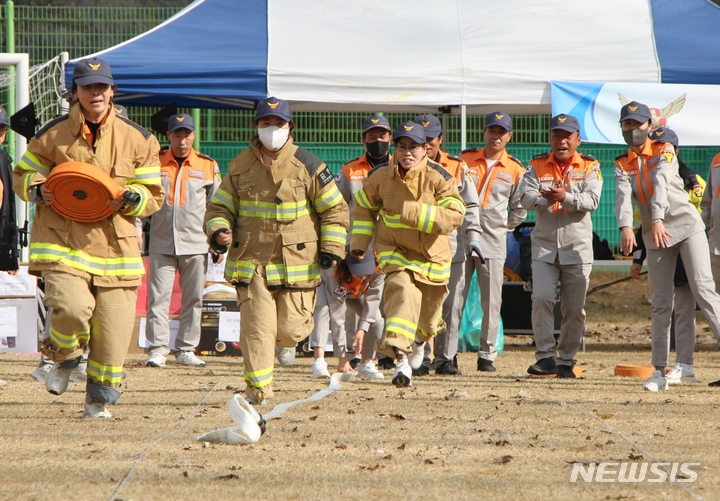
[460,105,467,151]
[192,108,201,151]
[6,0,15,161]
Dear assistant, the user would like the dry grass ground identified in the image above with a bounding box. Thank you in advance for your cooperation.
[1,269,718,501]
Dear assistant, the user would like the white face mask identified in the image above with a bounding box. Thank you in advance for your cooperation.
[258,126,290,151]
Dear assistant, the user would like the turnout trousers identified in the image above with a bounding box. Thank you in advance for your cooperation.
[238,266,315,403]
[41,271,137,404]
[377,269,448,358]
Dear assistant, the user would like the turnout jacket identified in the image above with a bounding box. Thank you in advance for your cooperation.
[350,156,465,285]
[462,147,527,259]
[149,147,220,255]
[615,139,703,251]
[204,136,349,288]
[12,103,164,286]
[700,153,720,256]
[519,151,602,265]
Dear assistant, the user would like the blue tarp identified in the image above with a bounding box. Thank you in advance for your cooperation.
[65,0,720,111]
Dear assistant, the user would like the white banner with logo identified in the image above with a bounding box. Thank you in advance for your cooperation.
[551,81,720,146]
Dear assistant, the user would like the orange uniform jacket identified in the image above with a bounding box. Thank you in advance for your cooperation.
[461,148,526,259]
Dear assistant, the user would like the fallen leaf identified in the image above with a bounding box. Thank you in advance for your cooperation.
[336,444,347,450]
[309,415,319,421]
[397,443,406,450]
[182,471,189,478]
[493,455,513,464]
[360,464,385,471]
[215,474,240,481]
[311,406,320,410]
[596,413,615,420]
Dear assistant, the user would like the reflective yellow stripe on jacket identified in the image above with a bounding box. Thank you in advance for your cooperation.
[351,219,375,237]
[266,263,321,287]
[17,151,51,177]
[223,259,257,283]
[321,225,347,246]
[314,184,343,213]
[29,243,144,276]
[377,250,451,281]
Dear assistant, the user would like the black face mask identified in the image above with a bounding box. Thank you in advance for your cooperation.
[366,140,390,158]
[622,128,648,148]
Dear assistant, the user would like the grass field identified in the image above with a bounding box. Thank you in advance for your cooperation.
[1,343,718,501]
[0,271,718,501]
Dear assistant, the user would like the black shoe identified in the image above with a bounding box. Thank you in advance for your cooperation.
[412,364,430,377]
[477,358,496,372]
[349,357,361,369]
[435,360,462,375]
[377,356,396,370]
[527,357,557,375]
[557,364,576,379]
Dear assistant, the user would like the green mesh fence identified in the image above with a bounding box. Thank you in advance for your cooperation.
[1,5,719,254]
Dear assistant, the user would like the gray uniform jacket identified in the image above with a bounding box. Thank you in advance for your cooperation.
[615,141,704,250]
[700,153,720,255]
[519,151,602,265]
[150,148,220,255]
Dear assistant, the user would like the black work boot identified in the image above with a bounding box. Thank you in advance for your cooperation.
[527,357,557,375]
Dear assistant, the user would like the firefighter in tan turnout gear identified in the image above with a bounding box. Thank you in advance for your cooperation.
[12,58,164,418]
[350,122,465,387]
[205,97,349,405]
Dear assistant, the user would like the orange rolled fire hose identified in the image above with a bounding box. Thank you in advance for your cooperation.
[45,161,123,223]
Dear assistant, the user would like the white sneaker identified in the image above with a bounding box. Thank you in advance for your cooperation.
[175,351,206,367]
[83,395,112,419]
[32,363,54,382]
[356,360,384,379]
[643,370,669,392]
[665,363,697,385]
[70,360,87,382]
[392,359,412,387]
[45,363,73,395]
[408,342,425,370]
[312,358,331,379]
[275,346,296,367]
[145,352,166,367]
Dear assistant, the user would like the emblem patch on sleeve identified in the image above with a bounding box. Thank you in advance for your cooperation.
[318,167,334,187]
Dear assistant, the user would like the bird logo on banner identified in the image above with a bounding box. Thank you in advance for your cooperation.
[619,93,686,130]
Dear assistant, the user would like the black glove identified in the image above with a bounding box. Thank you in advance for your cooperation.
[210,228,230,254]
[318,252,342,270]
[468,240,485,264]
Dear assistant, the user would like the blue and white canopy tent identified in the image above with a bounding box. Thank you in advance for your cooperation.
[65,0,720,145]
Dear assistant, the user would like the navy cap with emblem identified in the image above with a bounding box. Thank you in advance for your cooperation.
[254,96,292,123]
[412,114,442,139]
[345,245,376,276]
[362,115,391,134]
[72,58,114,87]
[619,101,652,123]
[113,104,128,119]
[393,121,426,145]
[549,114,580,134]
[485,111,512,131]
[649,126,679,148]
[167,114,195,132]
[0,107,7,126]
